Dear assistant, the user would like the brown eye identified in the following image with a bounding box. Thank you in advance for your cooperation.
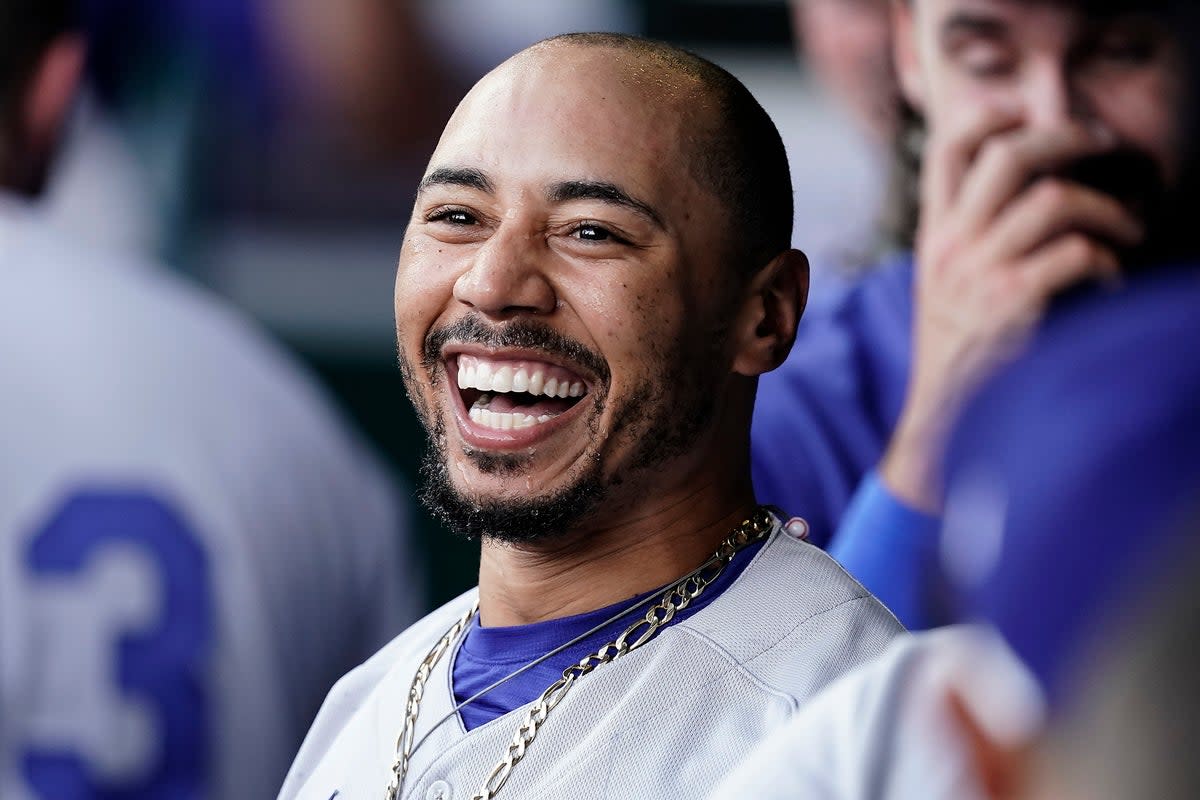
[571,222,629,245]
[428,208,476,225]
[576,224,610,241]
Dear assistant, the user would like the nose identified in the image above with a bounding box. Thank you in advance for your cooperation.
[453,226,557,318]
[1024,61,1095,131]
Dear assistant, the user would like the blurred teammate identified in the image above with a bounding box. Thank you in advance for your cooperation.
[280,33,902,800]
[713,225,1200,800]
[752,0,1190,628]
[783,0,900,309]
[792,0,897,146]
[717,3,1200,793]
[0,3,421,798]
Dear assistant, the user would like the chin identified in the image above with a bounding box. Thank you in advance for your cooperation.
[419,442,608,545]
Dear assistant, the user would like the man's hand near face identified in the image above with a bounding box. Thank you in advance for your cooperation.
[880,108,1144,511]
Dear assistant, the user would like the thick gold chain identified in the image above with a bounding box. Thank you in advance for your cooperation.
[385,506,775,800]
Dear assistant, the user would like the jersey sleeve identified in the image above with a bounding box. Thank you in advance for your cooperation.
[707,627,1036,800]
[830,472,942,630]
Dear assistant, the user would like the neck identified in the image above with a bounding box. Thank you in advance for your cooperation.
[477,474,759,627]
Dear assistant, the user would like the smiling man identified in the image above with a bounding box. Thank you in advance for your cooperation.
[278,33,904,800]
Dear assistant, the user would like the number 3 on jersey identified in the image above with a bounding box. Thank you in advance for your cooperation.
[22,490,212,799]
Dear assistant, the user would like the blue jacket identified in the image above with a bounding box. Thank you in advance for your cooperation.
[944,263,1200,699]
[751,254,913,548]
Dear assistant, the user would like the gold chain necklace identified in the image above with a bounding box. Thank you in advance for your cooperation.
[384,506,776,800]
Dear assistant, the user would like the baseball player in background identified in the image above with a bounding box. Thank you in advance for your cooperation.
[712,0,1199,796]
[0,3,422,798]
[280,33,905,800]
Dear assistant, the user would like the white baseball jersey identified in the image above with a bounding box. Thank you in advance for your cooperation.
[0,195,422,799]
[279,517,903,800]
[707,626,1045,800]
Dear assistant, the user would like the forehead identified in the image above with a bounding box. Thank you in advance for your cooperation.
[918,0,1153,32]
[428,47,710,201]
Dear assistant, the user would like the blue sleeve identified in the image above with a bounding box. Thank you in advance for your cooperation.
[831,472,941,631]
[751,255,914,547]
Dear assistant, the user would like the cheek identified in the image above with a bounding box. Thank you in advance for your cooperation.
[928,73,1018,132]
[572,273,689,377]
[1090,77,1183,182]
[394,239,459,340]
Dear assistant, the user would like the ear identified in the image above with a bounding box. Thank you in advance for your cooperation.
[945,687,1033,800]
[22,34,86,157]
[731,248,808,377]
[891,0,927,113]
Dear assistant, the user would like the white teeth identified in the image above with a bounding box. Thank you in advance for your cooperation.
[493,366,514,393]
[468,407,552,431]
[457,356,585,399]
[474,361,494,391]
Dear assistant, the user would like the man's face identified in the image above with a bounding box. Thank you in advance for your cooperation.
[395,47,741,542]
[900,0,1185,196]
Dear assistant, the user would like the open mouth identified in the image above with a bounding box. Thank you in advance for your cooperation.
[453,353,589,431]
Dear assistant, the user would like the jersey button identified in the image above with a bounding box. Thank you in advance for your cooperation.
[426,780,453,800]
[783,516,809,541]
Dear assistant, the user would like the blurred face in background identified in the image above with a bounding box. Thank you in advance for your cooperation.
[793,0,899,141]
[895,0,1186,203]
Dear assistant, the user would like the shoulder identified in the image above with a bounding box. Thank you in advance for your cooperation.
[0,218,377,468]
[327,590,478,707]
[945,265,1200,691]
[1002,263,1200,394]
[282,590,479,792]
[708,626,1040,800]
[948,264,1200,568]
[679,526,905,701]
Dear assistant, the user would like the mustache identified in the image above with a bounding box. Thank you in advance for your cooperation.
[422,315,611,385]
[1057,146,1167,217]
[1056,146,1188,265]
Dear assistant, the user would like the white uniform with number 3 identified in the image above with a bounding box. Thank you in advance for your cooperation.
[0,196,421,800]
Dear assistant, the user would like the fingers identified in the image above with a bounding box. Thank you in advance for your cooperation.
[1016,234,1121,301]
[951,123,1116,238]
[921,105,1025,225]
[973,179,1143,268]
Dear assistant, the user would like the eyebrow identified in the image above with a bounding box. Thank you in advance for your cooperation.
[418,167,494,194]
[547,180,665,228]
[940,11,1011,45]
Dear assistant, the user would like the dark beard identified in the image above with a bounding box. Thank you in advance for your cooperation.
[418,420,609,544]
[1057,147,1178,267]
[408,313,726,545]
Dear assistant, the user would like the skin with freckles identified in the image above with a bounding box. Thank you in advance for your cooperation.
[880,0,1184,510]
[395,40,807,626]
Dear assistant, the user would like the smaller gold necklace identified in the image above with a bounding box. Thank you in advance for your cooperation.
[384,506,776,800]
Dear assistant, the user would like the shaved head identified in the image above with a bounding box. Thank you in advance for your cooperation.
[516,33,795,275]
